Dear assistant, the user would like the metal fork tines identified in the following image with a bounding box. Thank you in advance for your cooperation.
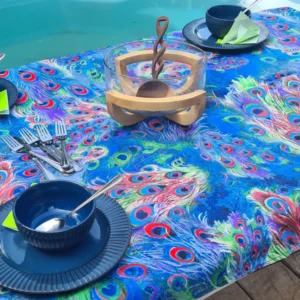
[2,135,24,152]
[54,121,82,172]
[20,128,39,145]
[20,127,61,162]
[2,135,57,180]
[55,121,72,169]
[36,125,62,156]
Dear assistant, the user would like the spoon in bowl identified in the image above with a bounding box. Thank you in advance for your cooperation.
[35,174,123,232]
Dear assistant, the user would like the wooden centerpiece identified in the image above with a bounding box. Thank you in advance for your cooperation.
[105,17,207,126]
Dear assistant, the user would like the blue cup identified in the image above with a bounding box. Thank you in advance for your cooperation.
[206,5,251,38]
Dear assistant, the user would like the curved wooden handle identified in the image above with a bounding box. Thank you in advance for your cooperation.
[106,89,206,126]
[115,50,204,96]
[152,16,169,79]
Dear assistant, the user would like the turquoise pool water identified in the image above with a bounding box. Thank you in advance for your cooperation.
[1,0,300,69]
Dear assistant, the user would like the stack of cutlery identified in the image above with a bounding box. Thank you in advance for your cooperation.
[2,122,82,180]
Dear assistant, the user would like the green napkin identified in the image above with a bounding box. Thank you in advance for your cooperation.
[0,90,9,115]
[217,12,260,45]
[2,211,18,231]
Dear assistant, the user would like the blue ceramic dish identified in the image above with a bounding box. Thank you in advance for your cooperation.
[13,181,95,251]
[182,18,269,53]
[0,78,18,107]
[0,194,131,294]
[206,5,251,38]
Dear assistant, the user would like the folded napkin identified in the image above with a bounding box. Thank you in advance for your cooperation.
[2,211,18,231]
[217,12,260,45]
[0,90,9,115]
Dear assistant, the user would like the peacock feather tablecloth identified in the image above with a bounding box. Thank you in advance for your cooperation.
[0,7,300,300]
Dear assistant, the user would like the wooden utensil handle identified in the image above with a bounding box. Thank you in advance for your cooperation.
[152,16,169,79]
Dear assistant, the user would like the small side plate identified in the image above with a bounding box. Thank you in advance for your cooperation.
[0,194,131,294]
[182,18,269,52]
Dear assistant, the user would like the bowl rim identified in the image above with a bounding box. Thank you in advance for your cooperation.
[13,180,95,235]
[206,5,250,22]
[103,38,208,79]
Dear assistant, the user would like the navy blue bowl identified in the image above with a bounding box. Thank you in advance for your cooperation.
[13,181,95,251]
[206,5,251,38]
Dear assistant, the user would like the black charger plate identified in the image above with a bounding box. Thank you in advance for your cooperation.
[0,78,18,107]
[182,18,269,53]
[0,194,131,294]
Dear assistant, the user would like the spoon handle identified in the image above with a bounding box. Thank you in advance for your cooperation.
[243,0,262,14]
[67,174,123,218]
[152,16,169,79]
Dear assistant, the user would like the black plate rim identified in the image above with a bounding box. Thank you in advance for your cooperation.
[0,194,131,295]
[182,18,270,52]
[0,78,18,108]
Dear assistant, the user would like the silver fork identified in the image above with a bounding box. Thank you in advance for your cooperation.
[55,121,72,170]
[2,135,57,180]
[36,125,62,158]
[20,128,60,162]
[36,125,82,172]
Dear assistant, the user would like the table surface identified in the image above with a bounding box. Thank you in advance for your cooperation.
[0,6,300,300]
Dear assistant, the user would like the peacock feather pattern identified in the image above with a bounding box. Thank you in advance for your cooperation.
[0,7,300,300]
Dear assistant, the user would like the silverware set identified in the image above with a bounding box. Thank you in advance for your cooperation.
[2,122,82,180]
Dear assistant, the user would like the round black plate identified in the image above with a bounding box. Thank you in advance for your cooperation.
[0,195,131,294]
[0,78,18,108]
[182,18,269,52]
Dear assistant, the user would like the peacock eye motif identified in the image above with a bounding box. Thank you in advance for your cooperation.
[130,174,151,183]
[253,230,263,242]
[19,71,36,82]
[117,264,147,279]
[149,119,165,131]
[194,229,214,242]
[144,223,171,238]
[167,274,188,291]
[165,171,184,179]
[285,97,300,109]
[281,229,298,251]
[129,204,154,227]
[264,197,290,215]
[19,167,40,177]
[220,157,236,168]
[169,207,186,219]
[251,246,259,259]
[243,262,251,273]
[139,185,163,196]
[289,114,300,126]
[0,171,7,185]
[242,164,257,172]
[169,247,195,263]
[220,144,234,153]
[244,103,270,119]
[261,152,275,161]
[248,86,266,98]
[174,184,193,196]
[234,233,247,248]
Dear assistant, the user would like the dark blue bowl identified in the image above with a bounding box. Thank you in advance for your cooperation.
[206,5,251,38]
[13,181,95,251]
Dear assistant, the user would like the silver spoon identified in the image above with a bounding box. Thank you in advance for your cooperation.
[243,0,263,14]
[35,174,123,232]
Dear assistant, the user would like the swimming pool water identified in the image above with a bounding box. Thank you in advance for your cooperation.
[1,0,300,69]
